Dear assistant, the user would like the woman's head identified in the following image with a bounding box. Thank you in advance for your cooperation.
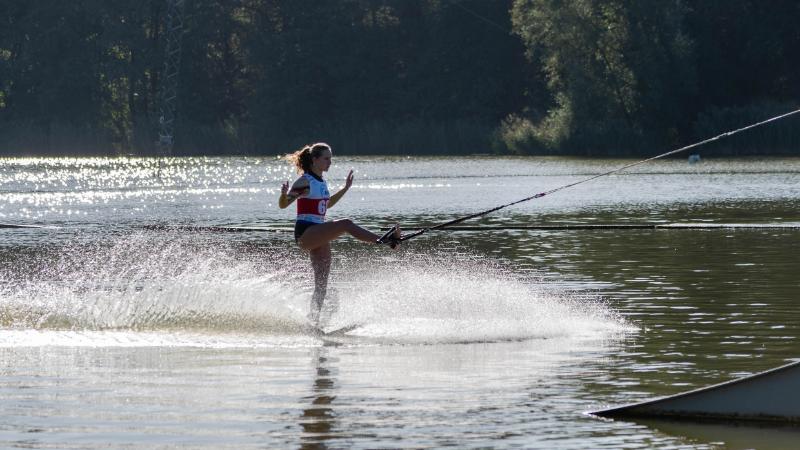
[286,142,332,174]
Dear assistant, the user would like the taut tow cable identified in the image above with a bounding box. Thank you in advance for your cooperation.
[380,107,800,245]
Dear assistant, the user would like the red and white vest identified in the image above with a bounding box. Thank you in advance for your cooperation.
[296,173,330,224]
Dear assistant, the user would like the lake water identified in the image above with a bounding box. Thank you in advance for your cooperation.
[1,156,799,449]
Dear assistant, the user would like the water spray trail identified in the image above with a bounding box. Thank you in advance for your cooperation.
[1,234,633,346]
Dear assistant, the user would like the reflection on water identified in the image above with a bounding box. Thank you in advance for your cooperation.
[1,156,799,448]
[631,418,800,450]
[300,349,338,450]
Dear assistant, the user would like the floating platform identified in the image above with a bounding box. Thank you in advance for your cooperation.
[591,360,800,423]
[141,223,800,233]
[0,223,44,229]
[142,224,290,233]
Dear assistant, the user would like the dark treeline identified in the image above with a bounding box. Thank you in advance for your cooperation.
[1,0,799,156]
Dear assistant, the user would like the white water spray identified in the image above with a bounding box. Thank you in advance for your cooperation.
[0,232,632,347]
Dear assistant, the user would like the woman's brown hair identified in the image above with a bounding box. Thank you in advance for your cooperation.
[285,142,331,174]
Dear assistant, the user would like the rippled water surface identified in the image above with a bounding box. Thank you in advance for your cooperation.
[1,156,799,449]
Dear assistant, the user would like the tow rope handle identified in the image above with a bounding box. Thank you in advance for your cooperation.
[376,225,400,248]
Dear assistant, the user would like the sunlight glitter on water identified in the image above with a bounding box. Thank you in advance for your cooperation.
[1,156,799,449]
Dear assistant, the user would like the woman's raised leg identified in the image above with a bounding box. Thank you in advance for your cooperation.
[298,219,380,251]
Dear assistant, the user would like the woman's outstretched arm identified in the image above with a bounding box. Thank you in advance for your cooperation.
[327,170,353,209]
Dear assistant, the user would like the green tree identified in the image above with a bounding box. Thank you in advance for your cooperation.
[243,0,529,154]
[510,0,695,154]
[0,1,108,153]
[683,0,800,154]
[0,0,168,154]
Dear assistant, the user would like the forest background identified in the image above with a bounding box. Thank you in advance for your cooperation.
[1,0,799,157]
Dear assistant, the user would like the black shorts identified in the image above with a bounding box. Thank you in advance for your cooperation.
[294,220,318,243]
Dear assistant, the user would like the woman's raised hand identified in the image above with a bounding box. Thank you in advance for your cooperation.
[345,170,354,190]
[281,180,289,195]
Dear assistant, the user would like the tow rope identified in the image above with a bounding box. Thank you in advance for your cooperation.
[378,107,800,244]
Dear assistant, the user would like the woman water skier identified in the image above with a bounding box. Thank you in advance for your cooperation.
[279,142,401,324]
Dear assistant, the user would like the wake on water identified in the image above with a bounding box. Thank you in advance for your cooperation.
[0,232,634,347]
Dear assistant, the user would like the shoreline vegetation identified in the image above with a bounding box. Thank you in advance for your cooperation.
[1,1,799,157]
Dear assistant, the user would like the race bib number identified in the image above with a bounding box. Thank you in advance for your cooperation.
[318,199,328,215]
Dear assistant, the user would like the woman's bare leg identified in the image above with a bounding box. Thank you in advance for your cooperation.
[308,243,332,322]
[298,219,381,251]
